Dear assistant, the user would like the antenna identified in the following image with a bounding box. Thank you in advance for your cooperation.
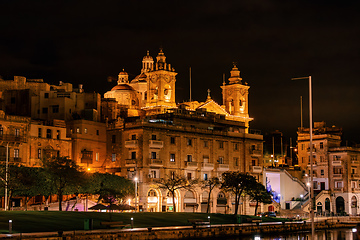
[189,67,192,102]
[300,96,303,129]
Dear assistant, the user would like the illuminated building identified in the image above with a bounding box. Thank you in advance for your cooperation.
[103,49,264,214]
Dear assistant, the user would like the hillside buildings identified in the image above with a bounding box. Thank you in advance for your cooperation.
[298,122,360,215]
[0,49,267,213]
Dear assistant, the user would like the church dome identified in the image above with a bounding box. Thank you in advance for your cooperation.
[111,84,135,91]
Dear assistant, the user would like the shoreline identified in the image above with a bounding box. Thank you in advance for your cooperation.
[0,220,357,240]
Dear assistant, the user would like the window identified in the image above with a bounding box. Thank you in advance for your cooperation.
[187,155,192,162]
[14,149,19,158]
[320,156,324,162]
[333,167,342,174]
[76,127,80,133]
[252,159,256,166]
[320,142,324,149]
[38,128,42,138]
[219,141,224,149]
[150,170,158,179]
[37,149,42,159]
[112,153,116,162]
[234,157,239,166]
[170,153,175,162]
[52,105,59,113]
[301,144,304,151]
[302,157,304,163]
[203,173,208,180]
[131,151,136,160]
[218,156,224,164]
[112,135,116,143]
[56,130,60,139]
[187,172,192,180]
[151,152,157,159]
[321,169,324,176]
[151,134,156,140]
[44,93,49,98]
[15,128,20,137]
[84,128,88,134]
[96,130,99,135]
[187,138,192,146]
[0,126,3,136]
[335,181,343,188]
[203,156,209,163]
[233,143,238,151]
[203,140,208,148]
[170,137,175,144]
[46,129,52,139]
[42,108,48,114]
[352,168,356,174]
[131,134,136,140]
[95,152,99,161]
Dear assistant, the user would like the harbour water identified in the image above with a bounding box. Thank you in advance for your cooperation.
[225,228,357,240]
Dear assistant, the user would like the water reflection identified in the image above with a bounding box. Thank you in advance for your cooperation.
[229,228,357,240]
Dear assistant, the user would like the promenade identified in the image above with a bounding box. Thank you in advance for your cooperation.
[0,217,358,240]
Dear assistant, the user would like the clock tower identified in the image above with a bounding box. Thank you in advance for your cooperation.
[145,49,177,112]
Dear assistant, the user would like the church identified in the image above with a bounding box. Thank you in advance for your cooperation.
[101,49,264,213]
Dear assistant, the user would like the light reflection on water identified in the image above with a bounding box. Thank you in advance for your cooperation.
[223,228,357,240]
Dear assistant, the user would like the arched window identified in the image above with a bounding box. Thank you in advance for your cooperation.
[148,189,157,197]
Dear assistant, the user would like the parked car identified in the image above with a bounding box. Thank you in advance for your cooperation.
[261,211,276,217]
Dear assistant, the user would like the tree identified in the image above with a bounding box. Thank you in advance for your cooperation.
[156,173,196,212]
[82,172,134,204]
[42,157,83,211]
[201,177,220,213]
[247,181,273,216]
[221,171,255,215]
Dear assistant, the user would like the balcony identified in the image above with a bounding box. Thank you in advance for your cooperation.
[352,188,360,193]
[333,174,343,178]
[125,140,138,148]
[250,149,262,157]
[351,174,360,179]
[0,157,22,163]
[125,159,136,167]
[150,159,163,166]
[201,162,214,171]
[333,187,343,192]
[306,147,316,153]
[185,161,198,169]
[252,166,262,173]
[217,163,229,171]
[332,160,342,166]
[351,160,359,165]
[0,134,27,144]
[149,140,164,149]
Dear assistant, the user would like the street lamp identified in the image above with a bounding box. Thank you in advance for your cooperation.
[292,76,314,239]
[134,177,138,212]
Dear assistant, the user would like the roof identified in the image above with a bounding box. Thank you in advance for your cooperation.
[111,84,135,91]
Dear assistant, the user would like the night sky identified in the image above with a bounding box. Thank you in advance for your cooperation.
[1,1,360,143]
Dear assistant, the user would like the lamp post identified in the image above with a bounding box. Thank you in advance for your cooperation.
[5,143,9,211]
[292,76,314,239]
[134,177,138,212]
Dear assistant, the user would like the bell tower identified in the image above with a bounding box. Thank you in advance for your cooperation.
[145,49,177,112]
[221,63,251,129]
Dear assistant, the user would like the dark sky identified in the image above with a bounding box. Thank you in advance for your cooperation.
[1,1,360,144]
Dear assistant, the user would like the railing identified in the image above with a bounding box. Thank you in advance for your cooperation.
[333,174,343,178]
[250,149,262,156]
[0,157,22,163]
[124,140,138,148]
[252,166,262,173]
[125,159,136,165]
[202,163,214,169]
[0,134,27,143]
[217,164,229,171]
[185,161,198,168]
[351,160,359,165]
[332,160,342,166]
[333,187,343,192]
[149,140,163,148]
[351,174,360,178]
[150,159,163,165]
